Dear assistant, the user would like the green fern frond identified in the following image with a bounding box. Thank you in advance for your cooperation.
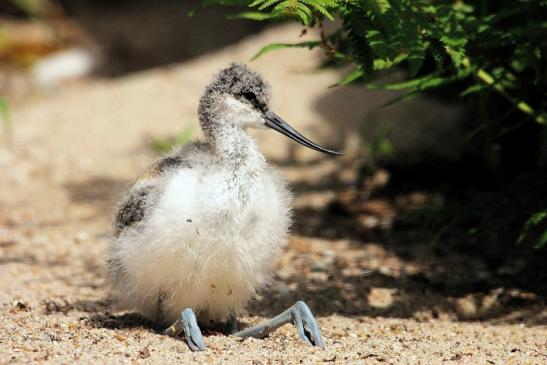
[251,0,283,10]
[228,11,271,20]
[329,67,364,87]
[518,210,547,248]
[300,0,334,20]
[248,0,338,23]
[200,0,547,128]
[251,40,321,60]
[340,2,374,78]
[426,4,468,67]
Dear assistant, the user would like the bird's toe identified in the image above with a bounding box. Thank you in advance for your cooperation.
[291,301,324,348]
[181,308,207,351]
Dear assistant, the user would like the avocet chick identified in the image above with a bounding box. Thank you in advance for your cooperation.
[107,63,341,351]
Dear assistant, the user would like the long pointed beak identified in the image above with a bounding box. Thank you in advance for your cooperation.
[264,111,342,156]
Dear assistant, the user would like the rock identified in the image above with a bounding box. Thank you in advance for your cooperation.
[139,346,150,359]
[367,288,396,309]
[10,300,30,313]
[455,296,478,319]
[32,48,95,87]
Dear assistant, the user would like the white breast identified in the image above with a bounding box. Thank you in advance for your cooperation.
[110,164,292,324]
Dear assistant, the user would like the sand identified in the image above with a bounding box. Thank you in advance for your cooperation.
[0,25,545,364]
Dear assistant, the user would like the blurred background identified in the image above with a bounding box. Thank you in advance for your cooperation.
[0,0,265,88]
[0,1,545,363]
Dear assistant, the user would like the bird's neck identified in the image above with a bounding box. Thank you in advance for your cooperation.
[209,124,266,173]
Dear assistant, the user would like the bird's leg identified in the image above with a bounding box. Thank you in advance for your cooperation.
[234,301,324,348]
[224,313,239,334]
[154,291,165,328]
[163,308,207,351]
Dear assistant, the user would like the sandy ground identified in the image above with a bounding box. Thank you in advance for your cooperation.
[0,25,546,364]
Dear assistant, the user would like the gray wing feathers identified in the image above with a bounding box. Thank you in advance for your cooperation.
[113,184,156,237]
[112,142,210,237]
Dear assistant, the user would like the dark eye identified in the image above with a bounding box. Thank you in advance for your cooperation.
[241,91,267,111]
[242,91,257,103]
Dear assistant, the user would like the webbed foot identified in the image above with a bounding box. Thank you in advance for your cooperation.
[234,301,324,348]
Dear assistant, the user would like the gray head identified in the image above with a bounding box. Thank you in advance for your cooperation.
[198,63,341,155]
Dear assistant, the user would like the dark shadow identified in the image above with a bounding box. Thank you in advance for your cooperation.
[289,177,354,195]
[279,164,547,325]
[63,176,129,215]
[44,297,157,330]
[49,297,231,336]
[265,147,547,327]
[248,65,547,325]
[42,298,109,315]
[0,252,75,267]
[58,144,545,328]
[249,258,546,326]
[58,169,546,326]
[58,0,267,76]
[88,312,155,331]
[292,205,369,241]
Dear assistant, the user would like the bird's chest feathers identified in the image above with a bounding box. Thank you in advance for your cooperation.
[200,167,266,228]
[160,138,279,241]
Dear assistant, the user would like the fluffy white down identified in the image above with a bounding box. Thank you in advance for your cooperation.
[222,95,263,128]
[109,160,292,325]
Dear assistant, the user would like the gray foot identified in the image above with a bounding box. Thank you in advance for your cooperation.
[234,301,324,348]
[163,308,206,351]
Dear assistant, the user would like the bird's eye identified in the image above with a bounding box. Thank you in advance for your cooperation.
[242,91,257,103]
[241,91,267,112]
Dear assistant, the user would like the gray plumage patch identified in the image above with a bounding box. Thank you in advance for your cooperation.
[140,154,191,180]
[114,145,205,236]
[114,185,155,237]
[109,184,158,285]
[156,156,185,170]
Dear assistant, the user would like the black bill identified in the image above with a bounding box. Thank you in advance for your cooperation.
[264,111,342,156]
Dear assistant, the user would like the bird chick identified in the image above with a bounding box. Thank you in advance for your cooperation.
[107,63,341,351]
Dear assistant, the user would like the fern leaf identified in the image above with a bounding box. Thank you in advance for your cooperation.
[365,29,390,60]
[309,3,334,20]
[299,0,336,20]
[370,70,469,92]
[228,11,271,20]
[518,210,547,245]
[534,230,547,249]
[429,5,468,67]
[340,2,374,79]
[379,89,420,108]
[252,0,283,11]
[251,41,321,60]
[460,83,486,97]
[329,67,364,87]
[293,3,313,24]
[428,39,448,72]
